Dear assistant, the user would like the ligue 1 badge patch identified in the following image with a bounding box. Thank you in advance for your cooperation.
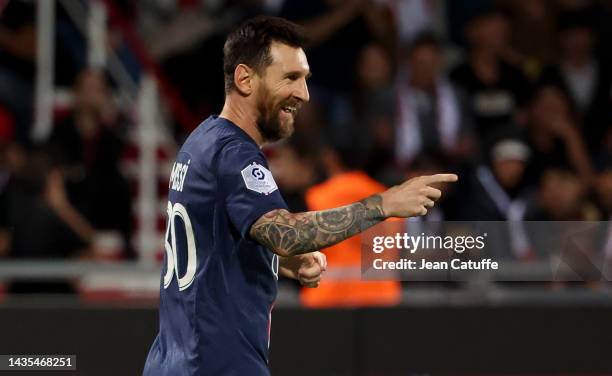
[241,162,278,195]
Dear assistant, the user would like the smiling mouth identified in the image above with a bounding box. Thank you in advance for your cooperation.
[281,105,297,115]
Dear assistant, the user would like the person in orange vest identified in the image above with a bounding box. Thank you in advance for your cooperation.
[301,144,401,307]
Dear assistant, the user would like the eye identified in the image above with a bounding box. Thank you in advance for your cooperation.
[286,73,299,81]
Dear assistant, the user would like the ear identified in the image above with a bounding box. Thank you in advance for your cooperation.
[234,64,254,95]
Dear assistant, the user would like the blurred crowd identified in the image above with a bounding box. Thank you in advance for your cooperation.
[0,0,610,281]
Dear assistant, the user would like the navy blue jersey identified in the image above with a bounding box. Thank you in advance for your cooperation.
[144,116,287,376]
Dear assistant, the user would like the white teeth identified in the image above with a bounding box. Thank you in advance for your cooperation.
[282,106,296,114]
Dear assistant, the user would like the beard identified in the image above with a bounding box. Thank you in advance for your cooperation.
[255,86,296,143]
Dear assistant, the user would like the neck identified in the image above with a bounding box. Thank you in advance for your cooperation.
[410,78,436,92]
[219,93,264,146]
[564,55,590,69]
[471,49,497,65]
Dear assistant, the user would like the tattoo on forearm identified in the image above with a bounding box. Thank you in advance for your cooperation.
[250,194,385,256]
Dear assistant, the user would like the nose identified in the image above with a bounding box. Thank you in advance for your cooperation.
[294,78,310,103]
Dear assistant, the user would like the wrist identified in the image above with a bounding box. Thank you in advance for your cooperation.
[361,194,387,219]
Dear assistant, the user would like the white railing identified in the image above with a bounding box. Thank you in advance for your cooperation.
[31,0,55,142]
[137,76,162,265]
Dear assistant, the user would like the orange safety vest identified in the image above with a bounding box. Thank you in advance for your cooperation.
[301,171,401,308]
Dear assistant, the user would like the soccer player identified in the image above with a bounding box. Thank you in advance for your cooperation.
[143,16,457,376]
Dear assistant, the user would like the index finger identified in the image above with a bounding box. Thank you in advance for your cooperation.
[421,174,459,185]
[314,252,327,271]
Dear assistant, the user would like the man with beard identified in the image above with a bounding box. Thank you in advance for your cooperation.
[144,16,457,376]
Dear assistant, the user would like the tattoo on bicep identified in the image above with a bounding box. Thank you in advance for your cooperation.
[250,194,385,256]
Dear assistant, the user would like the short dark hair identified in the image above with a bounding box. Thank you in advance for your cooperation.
[407,31,442,56]
[558,9,593,33]
[468,6,509,25]
[223,16,307,93]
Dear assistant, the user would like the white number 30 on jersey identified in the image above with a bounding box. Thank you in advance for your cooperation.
[163,201,197,291]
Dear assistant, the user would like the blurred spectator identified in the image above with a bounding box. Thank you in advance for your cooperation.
[350,43,396,183]
[446,0,498,46]
[455,138,531,221]
[525,167,598,221]
[301,144,400,307]
[523,85,594,186]
[539,9,612,155]
[498,0,560,72]
[0,148,94,293]
[45,69,134,259]
[267,140,318,213]
[0,0,36,145]
[452,138,535,260]
[396,33,476,169]
[450,8,532,153]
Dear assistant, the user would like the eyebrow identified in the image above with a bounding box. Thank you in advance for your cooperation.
[285,71,312,79]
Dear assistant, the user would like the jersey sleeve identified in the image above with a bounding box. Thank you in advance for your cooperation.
[217,141,288,239]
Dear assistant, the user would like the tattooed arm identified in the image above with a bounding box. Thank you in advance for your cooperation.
[249,174,458,257]
[250,194,385,257]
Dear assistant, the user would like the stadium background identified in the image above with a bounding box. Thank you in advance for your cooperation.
[0,0,611,374]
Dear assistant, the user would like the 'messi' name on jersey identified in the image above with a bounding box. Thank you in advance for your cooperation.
[169,160,190,192]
